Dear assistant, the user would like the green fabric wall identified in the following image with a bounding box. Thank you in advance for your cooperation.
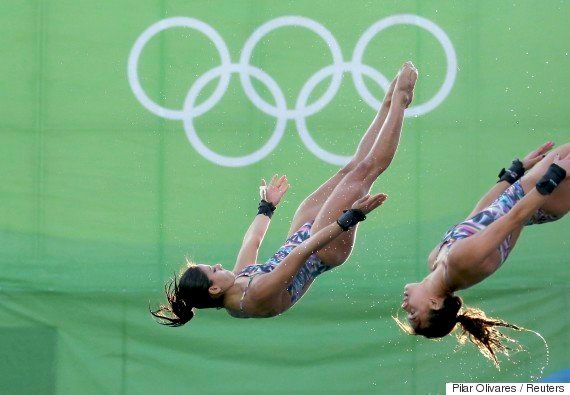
[0,1,568,393]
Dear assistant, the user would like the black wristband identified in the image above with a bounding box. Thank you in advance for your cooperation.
[257,199,276,218]
[498,159,525,184]
[536,163,566,195]
[336,209,366,231]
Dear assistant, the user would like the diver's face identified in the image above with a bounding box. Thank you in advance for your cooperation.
[197,263,236,294]
[402,283,432,331]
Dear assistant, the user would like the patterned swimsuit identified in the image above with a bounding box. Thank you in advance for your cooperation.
[231,221,332,318]
[439,181,560,264]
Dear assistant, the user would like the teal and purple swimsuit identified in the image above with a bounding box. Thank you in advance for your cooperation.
[233,221,332,317]
[440,181,560,264]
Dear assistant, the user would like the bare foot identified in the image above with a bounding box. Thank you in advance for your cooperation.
[392,61,418,108]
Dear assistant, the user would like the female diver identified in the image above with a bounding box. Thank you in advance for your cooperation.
[399,141,569,365]
[152,62,419,324]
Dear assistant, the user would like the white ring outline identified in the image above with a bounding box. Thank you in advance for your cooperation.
[352,14,457,117]
[239,16,344,119]
[127,17,231,120]
[182,64,287,167]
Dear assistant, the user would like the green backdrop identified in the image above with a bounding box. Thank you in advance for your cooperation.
[1,1,568,394]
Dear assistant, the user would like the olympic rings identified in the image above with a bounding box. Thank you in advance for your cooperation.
[128,14,457,167]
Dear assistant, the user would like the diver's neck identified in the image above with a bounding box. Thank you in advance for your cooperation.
[422,266,454,297]
[221,277,244,310]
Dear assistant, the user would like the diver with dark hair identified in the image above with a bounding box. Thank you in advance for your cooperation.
[151,62,418,324]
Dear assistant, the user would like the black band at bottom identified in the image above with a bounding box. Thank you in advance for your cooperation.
[536,163,566,195]
[336,209,366,231]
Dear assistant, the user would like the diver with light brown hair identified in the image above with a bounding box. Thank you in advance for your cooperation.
[398,141,569,366]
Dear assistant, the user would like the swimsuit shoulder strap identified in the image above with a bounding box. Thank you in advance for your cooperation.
[431,239,454,271]
[239,275,256,313]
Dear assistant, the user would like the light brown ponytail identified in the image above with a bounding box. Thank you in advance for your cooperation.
[456,307,523,367]
[394,296,530,368]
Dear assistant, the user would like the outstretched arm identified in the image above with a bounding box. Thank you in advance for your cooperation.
[451,155,568,270]
[466,141,554,219]
[232,175,290,273]
[233,215,271,273]
[253,193,387,298]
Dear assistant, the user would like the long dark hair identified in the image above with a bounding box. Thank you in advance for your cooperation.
[394,295,524,367]
[150,263,224,326]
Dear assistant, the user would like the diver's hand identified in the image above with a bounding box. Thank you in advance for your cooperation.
[522,141,555,170]
[260,174,290,206]
[351,193,388,215]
